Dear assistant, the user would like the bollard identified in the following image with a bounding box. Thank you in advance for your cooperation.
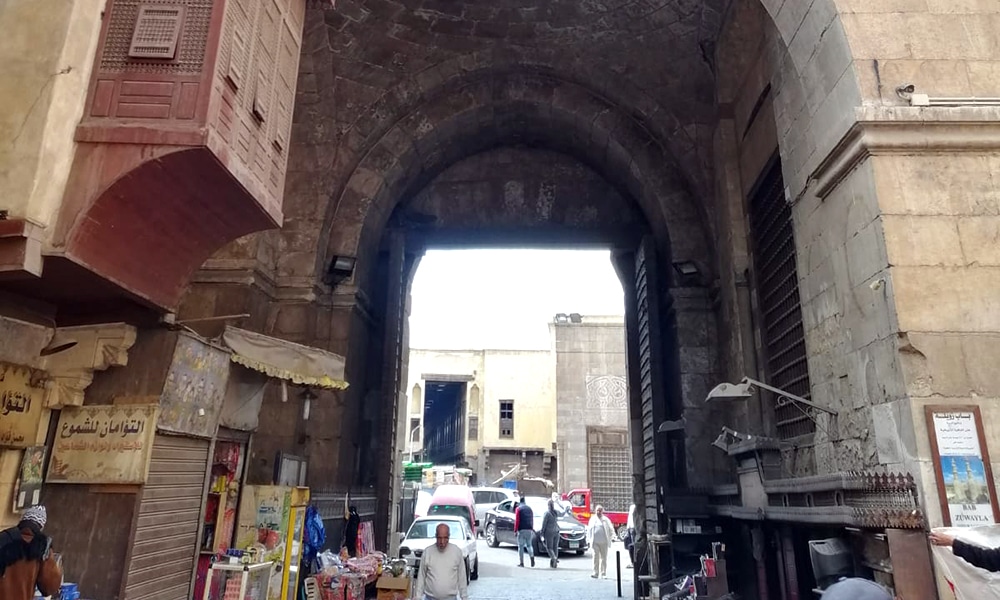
[616,549,622,597]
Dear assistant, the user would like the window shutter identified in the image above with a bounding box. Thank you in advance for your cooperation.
[128,5,185,59]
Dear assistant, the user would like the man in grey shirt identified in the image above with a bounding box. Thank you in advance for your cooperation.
[414,523,469,600]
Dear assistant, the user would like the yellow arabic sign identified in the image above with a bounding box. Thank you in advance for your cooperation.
[48,404,159,484]
[0,363,46,448]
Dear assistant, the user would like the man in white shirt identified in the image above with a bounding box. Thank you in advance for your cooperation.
[414,523,469,600]
[587,505,615,579]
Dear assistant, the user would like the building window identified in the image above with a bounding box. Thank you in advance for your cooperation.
[499,400,514,438]
[747,155,813,439]
[410,417,420,442]
[468,415,479,441]
[411,384,422,416]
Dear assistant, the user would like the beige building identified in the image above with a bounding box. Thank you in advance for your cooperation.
[404,347,557,484]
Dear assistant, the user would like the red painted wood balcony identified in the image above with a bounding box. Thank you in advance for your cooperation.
[5,0,308,314]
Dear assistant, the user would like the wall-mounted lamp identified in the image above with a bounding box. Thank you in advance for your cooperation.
[672,260,702,286]
[706,376,838,436]
[40,332,78,357]
[300,387,317,421]
[711,427,752,453]
[325,255,357,287]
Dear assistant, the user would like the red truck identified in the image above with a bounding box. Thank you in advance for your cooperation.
[563,488,631,539]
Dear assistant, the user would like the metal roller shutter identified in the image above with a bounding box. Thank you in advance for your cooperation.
[125,434,210,600]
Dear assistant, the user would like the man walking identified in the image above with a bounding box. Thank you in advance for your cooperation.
[513,496,535,567]
[588,505,615,579]
[0,506,62,600]
[414,523,469,600]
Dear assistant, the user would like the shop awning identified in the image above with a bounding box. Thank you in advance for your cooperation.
[222,327,349,390]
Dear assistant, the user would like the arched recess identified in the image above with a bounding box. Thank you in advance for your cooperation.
[410,383,422,416]
[323,70,719,554]
[319,70,714,295]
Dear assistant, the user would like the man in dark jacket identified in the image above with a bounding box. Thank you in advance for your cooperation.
[513,497,535,567]
[0,505,62,600]
[930,530,1000,572]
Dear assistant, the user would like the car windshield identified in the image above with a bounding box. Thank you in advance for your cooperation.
[428,504,473,528]
[406,520,465,540]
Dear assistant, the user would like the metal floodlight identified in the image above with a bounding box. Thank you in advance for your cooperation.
[657,419,685,433]
[706,376,838,417]
[673,260,699,276]
[40,333,78,357]
[325,255,357,286]
[569,313,583,323]
[554,313,570,324]
[711,426,752,453]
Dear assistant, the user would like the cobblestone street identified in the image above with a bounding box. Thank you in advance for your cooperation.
[469,540,634,600]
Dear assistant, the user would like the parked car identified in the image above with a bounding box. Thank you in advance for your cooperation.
[471,487,519,536]
[483,496,589,556]
[428,484,478,536]
[399,516,479,581]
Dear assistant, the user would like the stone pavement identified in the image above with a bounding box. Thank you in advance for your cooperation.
[468,540,635,600]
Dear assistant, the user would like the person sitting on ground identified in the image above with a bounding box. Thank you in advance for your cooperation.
[0,505,62,600]
[930,530,1000,572]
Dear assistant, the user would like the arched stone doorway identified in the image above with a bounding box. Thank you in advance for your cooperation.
[318,64,727,594]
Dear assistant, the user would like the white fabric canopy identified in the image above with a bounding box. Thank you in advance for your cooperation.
[222,326,348,390]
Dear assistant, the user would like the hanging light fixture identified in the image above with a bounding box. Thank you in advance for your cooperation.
[300,387,318,420]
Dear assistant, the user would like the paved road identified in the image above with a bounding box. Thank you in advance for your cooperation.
[469,539,635,600]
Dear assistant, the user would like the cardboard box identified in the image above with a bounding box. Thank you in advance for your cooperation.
[376,575,411,600]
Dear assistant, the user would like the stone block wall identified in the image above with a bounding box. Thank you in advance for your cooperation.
[553,318,628,492]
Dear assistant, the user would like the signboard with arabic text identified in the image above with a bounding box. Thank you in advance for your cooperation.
[48,404,159,484]
[927,405,1000,527]
[0,363,46,448]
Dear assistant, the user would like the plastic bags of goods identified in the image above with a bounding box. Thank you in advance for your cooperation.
[931,526,1000,599]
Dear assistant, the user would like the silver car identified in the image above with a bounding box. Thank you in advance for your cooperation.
[399,516,480,582]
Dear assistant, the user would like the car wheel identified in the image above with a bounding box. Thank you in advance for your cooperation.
[617,524,629,540]
[465,560,470,584]
[486,523,499,548]
[471,557,479,580]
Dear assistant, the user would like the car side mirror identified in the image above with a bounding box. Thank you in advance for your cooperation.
[474,519,480,527]
[399,547,411,557]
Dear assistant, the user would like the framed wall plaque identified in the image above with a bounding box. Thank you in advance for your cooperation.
[926,405,1000,527]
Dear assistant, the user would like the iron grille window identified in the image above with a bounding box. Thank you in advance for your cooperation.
[468,416,479,441]
[499,401,514,438]
[747,157,814,439]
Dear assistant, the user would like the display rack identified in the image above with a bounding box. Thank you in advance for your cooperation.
[203,562,273,600]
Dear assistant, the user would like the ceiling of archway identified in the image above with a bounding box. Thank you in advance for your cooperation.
[279,1,732,286]
[314,0,726,181]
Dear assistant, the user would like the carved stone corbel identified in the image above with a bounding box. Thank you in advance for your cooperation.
[40,322,137,409]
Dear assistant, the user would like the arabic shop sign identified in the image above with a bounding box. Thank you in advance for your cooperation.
[48,404,159,484]
[0,363,46,449]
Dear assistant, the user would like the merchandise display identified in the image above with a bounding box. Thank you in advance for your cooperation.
[202,562,273,600]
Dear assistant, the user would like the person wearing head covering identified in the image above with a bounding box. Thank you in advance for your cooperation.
[0,505,62,600]
[820,577,893,600]
[541,500,562,569]
[587,505,615,578]
[343,505,361,557]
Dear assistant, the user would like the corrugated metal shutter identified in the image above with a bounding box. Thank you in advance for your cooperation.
[635,239,661,538]
[125,434,209,600]
[747,156,812,439]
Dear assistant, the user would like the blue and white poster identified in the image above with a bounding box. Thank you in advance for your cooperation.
[933,411,997,527]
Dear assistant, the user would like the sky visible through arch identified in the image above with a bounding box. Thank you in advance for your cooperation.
[408,249,625,351]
